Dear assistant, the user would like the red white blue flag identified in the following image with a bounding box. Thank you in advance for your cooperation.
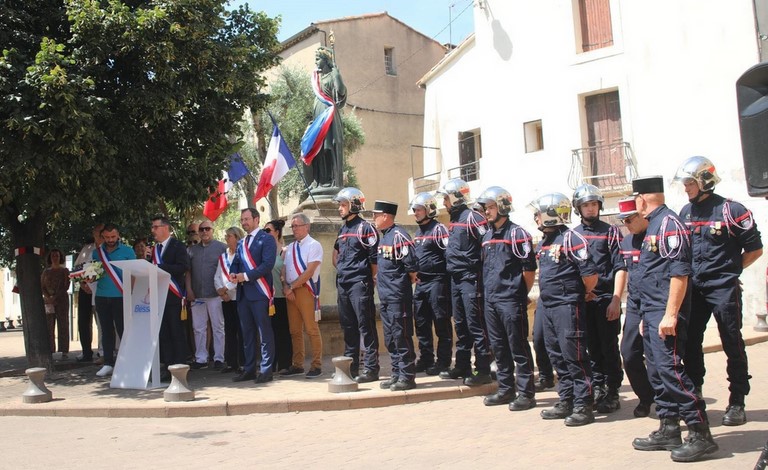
[254,118,296,202]
[301,70,336,166]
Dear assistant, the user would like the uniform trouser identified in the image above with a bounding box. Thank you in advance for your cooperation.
[585,297,623,390]
[533,309,554,379]
[337,280,379,375]
[286,287,323,370]
[642,308,707,425]
[46,296,69,354]
[486,297,535,397]
[539,301,593,407]
[191,297,225,363]
[413,277,453,367]
[78,290,93,358]
[271,297,293,372]
[685,281,750,402]
[451,274,491,373]
[620,297,654,404]
[238,298,275,375]
[160,295,188,366]
[222,300,243,369]
[94,296,124,367]
[380,298,416,382]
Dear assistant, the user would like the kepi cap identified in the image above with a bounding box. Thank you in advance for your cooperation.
[372,200,398,216]
[616,197,638,220]
[632,176,665,195]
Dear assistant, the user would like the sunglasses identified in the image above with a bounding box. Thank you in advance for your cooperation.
[186,230,197,235]
[199,227,212,232]
[264,227,272,233]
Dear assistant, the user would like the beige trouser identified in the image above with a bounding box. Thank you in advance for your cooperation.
[287,285,323,370]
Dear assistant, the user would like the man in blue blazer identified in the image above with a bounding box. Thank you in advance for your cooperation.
[151,216,191,372]
[229,208,277,383]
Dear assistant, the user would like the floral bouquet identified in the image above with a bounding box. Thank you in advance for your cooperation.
[69,261,105,283]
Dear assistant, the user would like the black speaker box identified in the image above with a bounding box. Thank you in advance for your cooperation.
[737,61,768,197]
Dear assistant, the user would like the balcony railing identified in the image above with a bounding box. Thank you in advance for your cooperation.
[568,142,637,193]
[448,160,480,183]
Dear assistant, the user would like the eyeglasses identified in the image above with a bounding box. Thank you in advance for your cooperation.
[622,215,638,225]
[198,227,212,232]
[151,225,165,230]
[290,224,307,228]
[264,228,272,233]
[186,230,197,235]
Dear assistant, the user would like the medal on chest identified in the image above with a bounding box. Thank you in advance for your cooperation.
[710,221,722,236]
[549,244,561,263]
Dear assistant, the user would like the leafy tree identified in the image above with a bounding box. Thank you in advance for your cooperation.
[0,0,280,368]
[246,65,364,219]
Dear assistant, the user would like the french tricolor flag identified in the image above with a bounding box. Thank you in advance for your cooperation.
[254,119,296,202]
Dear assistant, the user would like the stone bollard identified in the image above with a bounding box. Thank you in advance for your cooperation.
[23,367,52,404]
[7,319,15,329]
[328,356,358,393]
[755,313,768,332]
[0,320,5,332]
[164,364,195,402]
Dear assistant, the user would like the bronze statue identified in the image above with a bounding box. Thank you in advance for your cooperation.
[309,46,346,191]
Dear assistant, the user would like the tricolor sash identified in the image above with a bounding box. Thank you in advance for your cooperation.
[291,240,321,317]
[152,243,183,298]
[219,251,233,285]
[96,246,123,294]
[239,236,274,311]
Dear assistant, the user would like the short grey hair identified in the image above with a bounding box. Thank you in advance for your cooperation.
[291,213,310,226]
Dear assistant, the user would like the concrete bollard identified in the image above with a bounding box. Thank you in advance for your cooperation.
[755,313,768,332]
[328,356,358,393]
[0,320,5,332]
[23,367,52,404]
[164,364,195,402]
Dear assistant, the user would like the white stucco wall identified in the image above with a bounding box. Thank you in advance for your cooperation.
[422,0,768,320]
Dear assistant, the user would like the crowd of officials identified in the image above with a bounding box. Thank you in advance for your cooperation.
[60,155,760,464]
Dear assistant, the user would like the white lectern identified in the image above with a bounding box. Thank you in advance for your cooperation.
[109,259,169,390]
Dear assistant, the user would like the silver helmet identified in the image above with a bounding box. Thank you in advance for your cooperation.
[333,187,366,213]
[476,186,514,215]
[529,193,572,229]
[572,183,604,216]
[437,178,470,207]
[409,192,439,219]
[673,156,721,192]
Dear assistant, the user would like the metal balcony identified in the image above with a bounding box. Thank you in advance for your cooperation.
[568,142,638,193]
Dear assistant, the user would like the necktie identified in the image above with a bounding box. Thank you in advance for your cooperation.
[245,235,252,248]
[156,243,163,261]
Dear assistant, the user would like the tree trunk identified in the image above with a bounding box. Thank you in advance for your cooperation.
[7,212,52,370]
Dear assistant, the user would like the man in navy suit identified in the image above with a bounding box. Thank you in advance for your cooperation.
[229,208,277,384]
[151,216,191,374]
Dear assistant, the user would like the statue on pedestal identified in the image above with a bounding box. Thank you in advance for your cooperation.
[302,45,347,197]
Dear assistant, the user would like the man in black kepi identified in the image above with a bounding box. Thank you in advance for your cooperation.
[630,176,717,463]
[372,200,419,391]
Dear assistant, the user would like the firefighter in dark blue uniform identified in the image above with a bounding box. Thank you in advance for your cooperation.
[332,188,380,383]
[629,176,717,463]
[410,192,453,375]
[674,156,763,426]
[436,178,493,386]
[530,192,598,426]
[477,186,538,411]
[372,200,420,391]
[571,184,625,414]
[615,197,655,418]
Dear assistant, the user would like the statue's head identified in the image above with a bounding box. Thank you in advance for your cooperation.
[315,47,333,70]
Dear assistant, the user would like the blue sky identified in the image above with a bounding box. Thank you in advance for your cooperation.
[231,0,475,45]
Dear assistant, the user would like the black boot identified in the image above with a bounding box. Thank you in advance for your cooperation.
[540,400,573,420]
[596,387,621,413]
[565,406,595,426]
[632,417,682,451]
[592,384,606,411]
[754,440,768,470]
[670,422,718,462]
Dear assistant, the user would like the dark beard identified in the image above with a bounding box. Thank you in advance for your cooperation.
[582,216,599,225]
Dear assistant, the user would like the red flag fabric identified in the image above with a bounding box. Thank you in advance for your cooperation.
[203,179,228,221]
